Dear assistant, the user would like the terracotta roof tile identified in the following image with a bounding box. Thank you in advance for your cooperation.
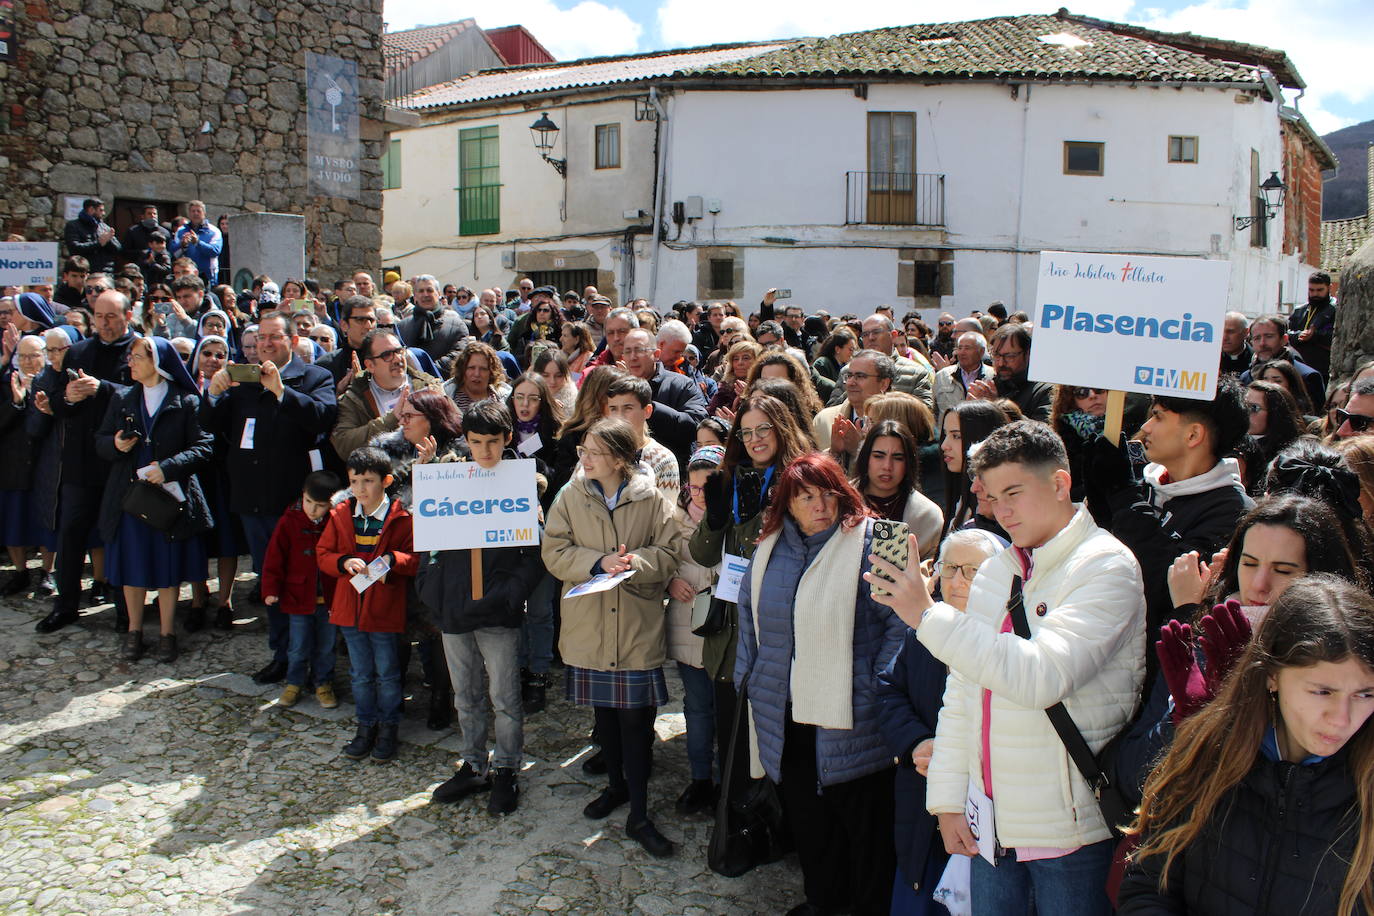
[394,11,1295,112]
[384,19,478,75]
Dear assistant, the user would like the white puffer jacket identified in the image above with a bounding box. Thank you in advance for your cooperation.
[919,505,1145,848]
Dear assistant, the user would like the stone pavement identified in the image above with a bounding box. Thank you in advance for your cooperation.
[0,571,802,915]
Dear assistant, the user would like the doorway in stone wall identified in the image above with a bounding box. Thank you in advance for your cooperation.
[112,197,180,262]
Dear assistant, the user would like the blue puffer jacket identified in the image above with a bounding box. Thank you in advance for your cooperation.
[735,515,906,787]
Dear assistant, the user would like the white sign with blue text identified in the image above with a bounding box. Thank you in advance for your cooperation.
[412,459,540,551]
[0,241,59,287]
[1028,251,1229,400]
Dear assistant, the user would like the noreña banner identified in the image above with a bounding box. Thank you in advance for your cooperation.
[1028,250,1229,400]
[306,52,360,201]
[0,241,59,286]
[411,459,540,551]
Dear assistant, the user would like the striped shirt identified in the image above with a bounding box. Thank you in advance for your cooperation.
[352,495,390,558]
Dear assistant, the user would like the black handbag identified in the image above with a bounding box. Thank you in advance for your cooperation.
[121,480,184,532]
[707,681,789,877]
[690,594,730,637]
[1006,576,1133,839]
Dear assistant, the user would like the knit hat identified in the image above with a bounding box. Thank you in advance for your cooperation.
[384,270,401,285]
[688,444,725,468]
[258,281,281,306]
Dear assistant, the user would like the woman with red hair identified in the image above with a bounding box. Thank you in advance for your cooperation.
[736,452,907,916]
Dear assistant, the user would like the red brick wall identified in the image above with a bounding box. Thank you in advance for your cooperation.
[1281,122,1324,268]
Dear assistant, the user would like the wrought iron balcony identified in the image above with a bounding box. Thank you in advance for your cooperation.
[845,171,945,227]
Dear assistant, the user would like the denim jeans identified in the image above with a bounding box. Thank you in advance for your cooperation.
[443,628,524,771]
[286,606,335,687]
[676,662,716,781]
[518,572,557,675]
[339,626,402,726]
[240,512,288,662]
[969,838,1115,916]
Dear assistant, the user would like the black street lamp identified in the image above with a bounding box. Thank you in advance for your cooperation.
[529,112,566,177]
[1234,171,1287,231]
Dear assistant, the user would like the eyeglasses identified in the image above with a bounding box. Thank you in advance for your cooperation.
[377,323,396,331]
[512,393,541,404]
[455,294,471,301]
[258,332,289,343]
[367,346,405,363]
[939,562,982,581]
[622,346,655,357]
[576,445,611,459]
[347,315,377,324]
[84,287,109,296]
[738,423,775,441]
[845,370,876,382]
[1245,402,1266,415]
[685,483,707,496]
[1337,409,1374,433]
[1073,387,1106,399]
[44,345,70,354]
[993,350,1026,362]
[938,320,954,327]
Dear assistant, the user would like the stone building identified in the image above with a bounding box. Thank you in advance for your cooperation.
[0,0,389,281]
[1323,145,1373,277]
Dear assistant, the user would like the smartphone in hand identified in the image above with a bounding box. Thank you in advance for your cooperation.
[869,519,910,597]
[226,363,263,384]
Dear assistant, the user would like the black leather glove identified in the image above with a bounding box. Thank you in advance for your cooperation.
[703,469,731,530]
[1087,433,1135,493]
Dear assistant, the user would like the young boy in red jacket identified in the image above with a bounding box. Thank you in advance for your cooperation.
[261,470,343,710]
[317,446,419,763]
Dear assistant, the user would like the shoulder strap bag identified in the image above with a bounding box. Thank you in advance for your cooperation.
[1006,575,1131,839]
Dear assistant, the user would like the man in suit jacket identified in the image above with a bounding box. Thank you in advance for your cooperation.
[202,310,338,682]
[398,274,468,376]
[619,327,707,464]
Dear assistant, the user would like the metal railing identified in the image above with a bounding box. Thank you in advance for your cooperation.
[458,184,501,236]
[845,171,945,227]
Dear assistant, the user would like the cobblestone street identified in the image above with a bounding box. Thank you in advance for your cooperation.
[0,575,799,915]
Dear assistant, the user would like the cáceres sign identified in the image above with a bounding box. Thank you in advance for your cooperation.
[1028,251,1229,399]
[412,459,540,551]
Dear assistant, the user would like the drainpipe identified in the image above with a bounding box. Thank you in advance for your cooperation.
[1013,84,1032,311]
[647,86,670,307]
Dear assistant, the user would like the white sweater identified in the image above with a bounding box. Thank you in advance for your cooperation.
[918,505,1145,848]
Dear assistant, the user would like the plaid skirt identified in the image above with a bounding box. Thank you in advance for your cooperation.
[566,666,668,710]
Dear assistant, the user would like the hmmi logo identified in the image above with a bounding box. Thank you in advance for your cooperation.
[1134,366,1207,392]
[484,527,533,544]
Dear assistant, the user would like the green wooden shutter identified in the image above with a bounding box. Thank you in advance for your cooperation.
[459,126,500,236]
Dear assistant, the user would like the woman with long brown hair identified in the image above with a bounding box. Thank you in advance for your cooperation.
[1120,574,1374,916]
[742,350,823,419]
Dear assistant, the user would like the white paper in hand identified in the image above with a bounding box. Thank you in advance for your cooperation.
[565,568,636,597]
[137,465,187,502]
[351,556,391,594]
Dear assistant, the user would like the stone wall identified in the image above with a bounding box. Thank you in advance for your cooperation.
[0,0,385,281]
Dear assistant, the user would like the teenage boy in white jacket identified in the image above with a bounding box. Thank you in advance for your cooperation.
[868,420,1145,916]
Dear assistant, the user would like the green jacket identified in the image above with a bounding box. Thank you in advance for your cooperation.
[689,507,765,681]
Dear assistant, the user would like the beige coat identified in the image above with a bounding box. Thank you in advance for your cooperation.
[665,506,716,668]
[543,469,684,672]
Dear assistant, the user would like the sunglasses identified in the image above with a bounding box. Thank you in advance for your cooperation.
[149,296,172,303]
[1073,387,1106,398]
[367,346,406,362]
[1337,409,1374,434]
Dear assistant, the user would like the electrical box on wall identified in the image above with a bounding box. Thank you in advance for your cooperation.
[706,199,721,214]
[501,250,516,270]
[685,196,704,220]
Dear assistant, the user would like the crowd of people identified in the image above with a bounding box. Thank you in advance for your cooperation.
[4,203,1374,914]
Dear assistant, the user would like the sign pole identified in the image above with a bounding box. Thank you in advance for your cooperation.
[1104,390,1127,446]
[471,549,484,601]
